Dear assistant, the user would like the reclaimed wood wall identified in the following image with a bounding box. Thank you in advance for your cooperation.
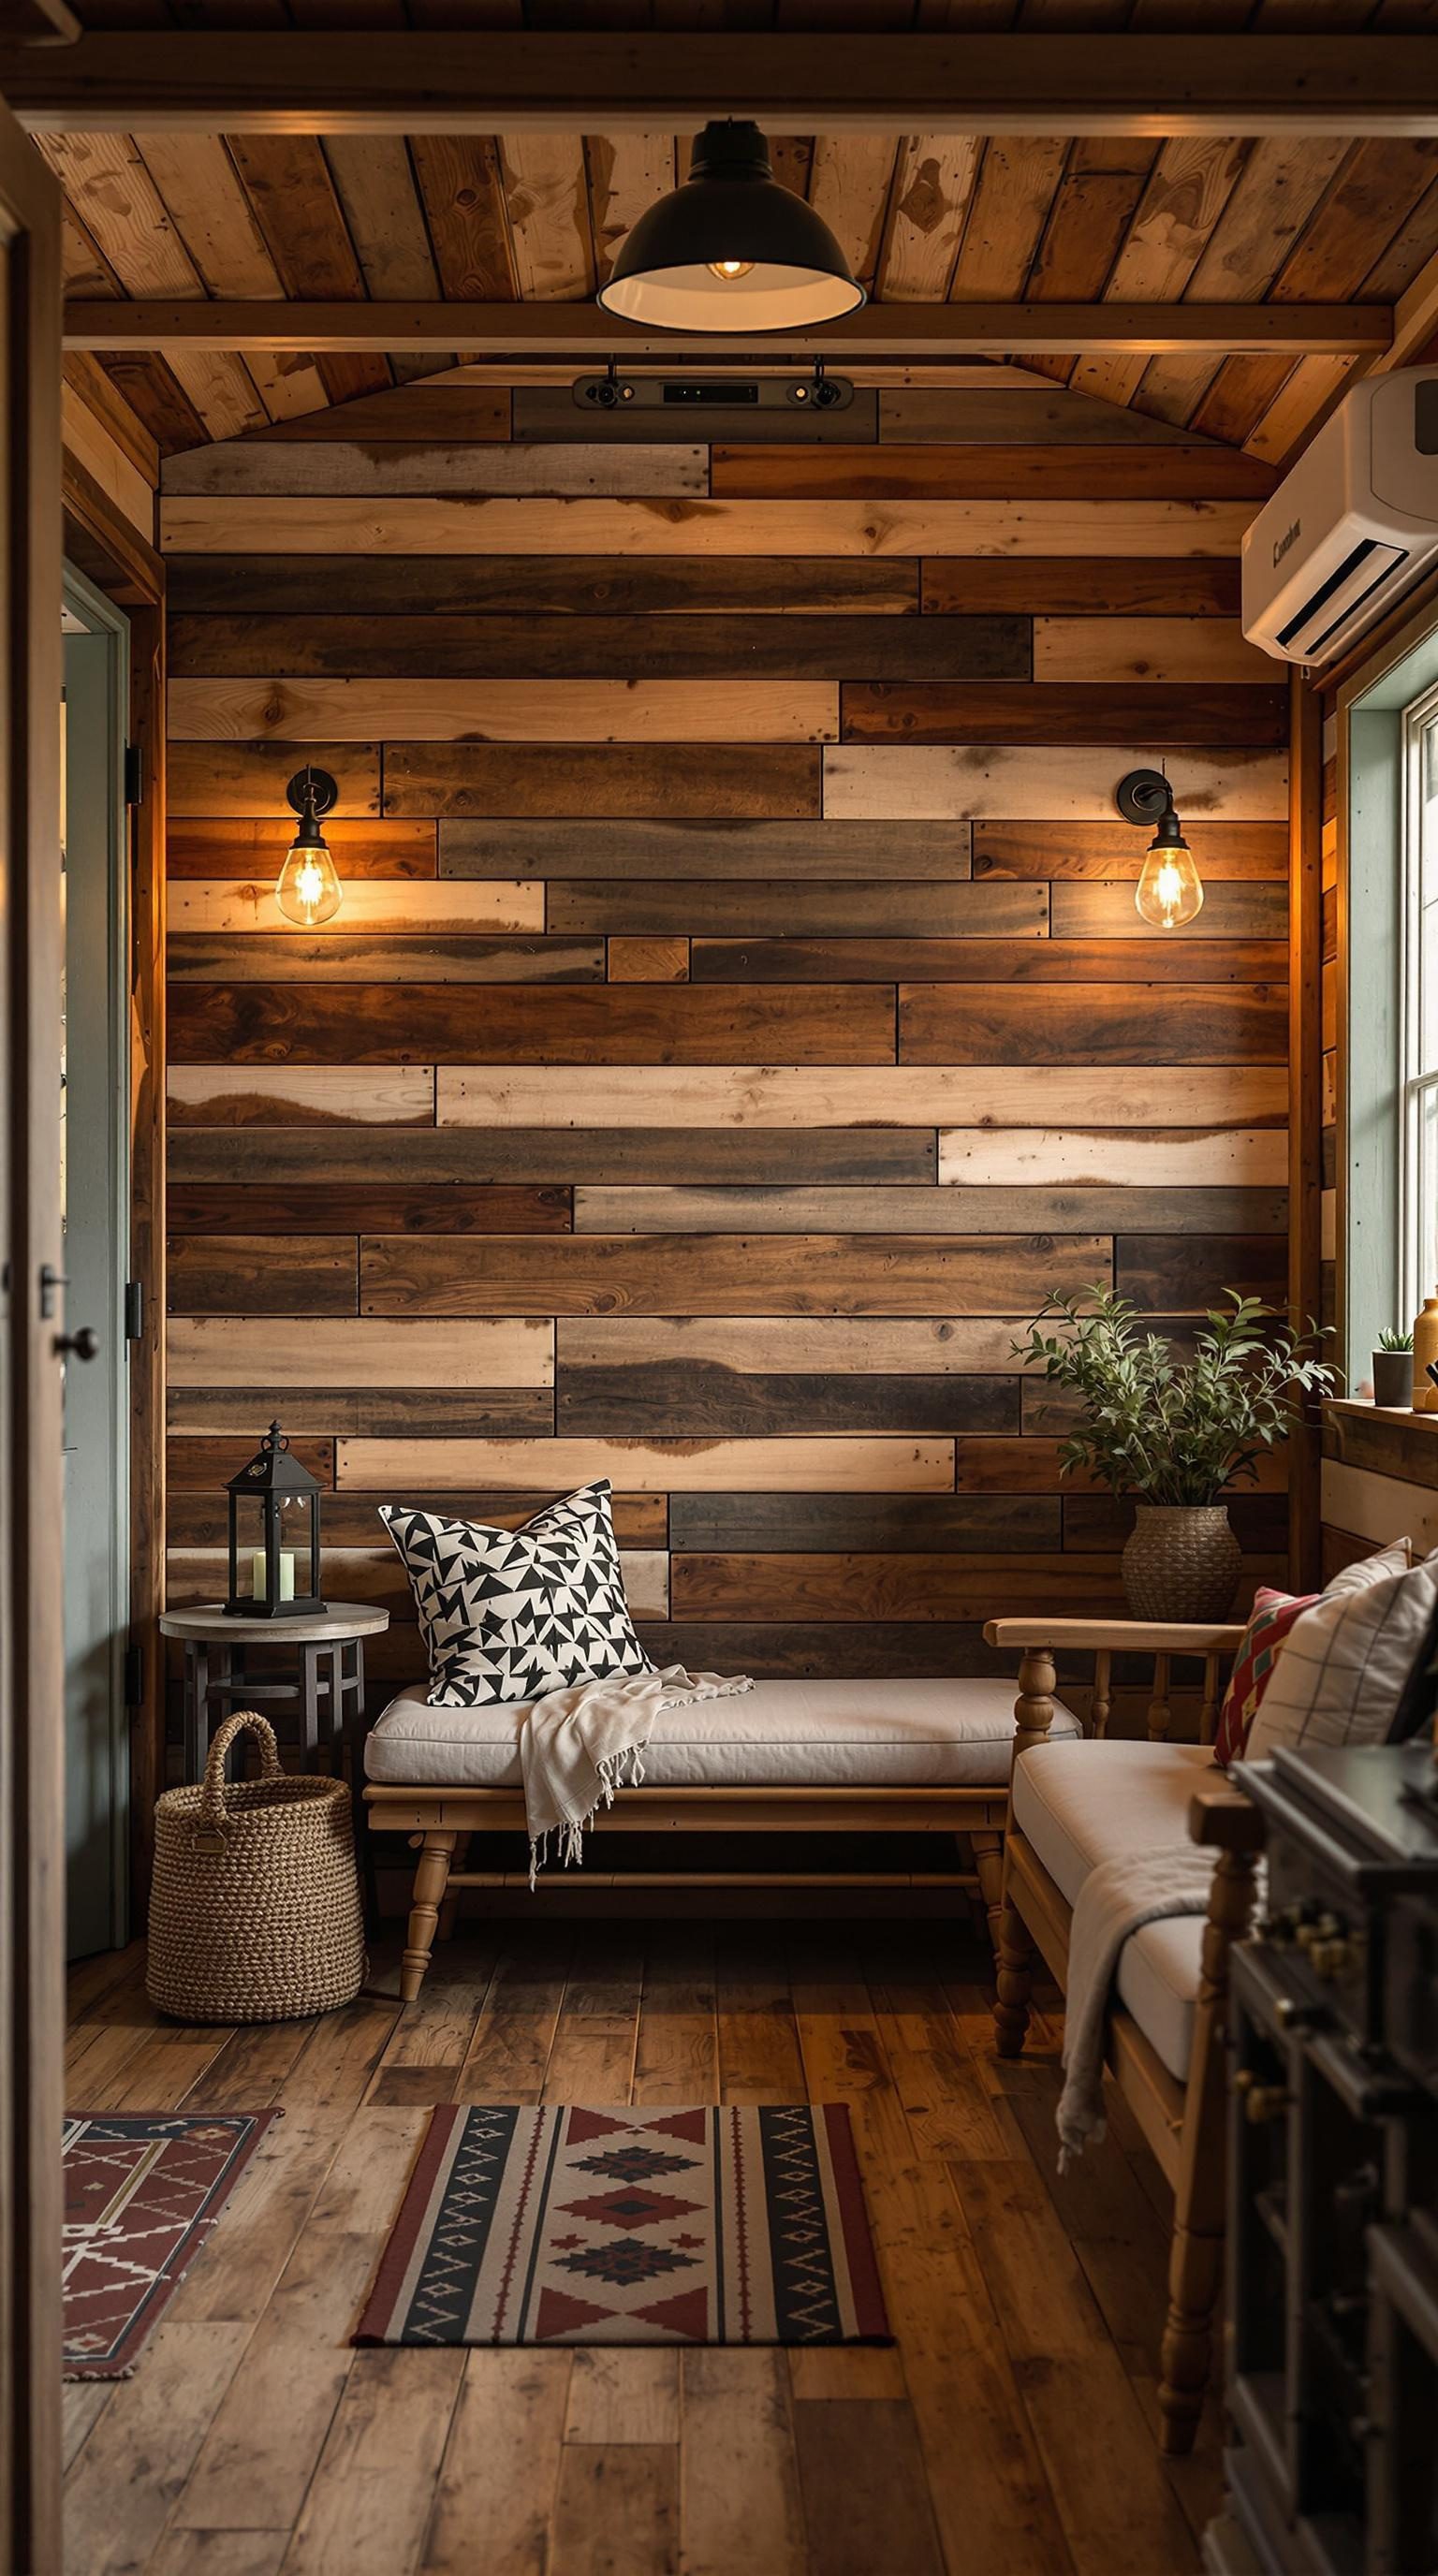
[161,369,1290,1708]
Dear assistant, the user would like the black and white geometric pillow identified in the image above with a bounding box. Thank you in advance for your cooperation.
[379,1480,653,1707]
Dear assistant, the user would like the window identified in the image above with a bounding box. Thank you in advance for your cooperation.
[1342,604,1438,1383]
[1401,680,1438,1321]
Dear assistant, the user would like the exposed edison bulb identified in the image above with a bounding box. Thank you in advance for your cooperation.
[275,836,344,927]
[1135,838,1204,931]
[707,259,756,281]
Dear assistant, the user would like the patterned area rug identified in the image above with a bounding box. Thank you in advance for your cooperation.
[64,2112,279,2378]
[356,2103,890,2348]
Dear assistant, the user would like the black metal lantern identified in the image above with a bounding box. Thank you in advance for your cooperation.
[224,1420,324,1619]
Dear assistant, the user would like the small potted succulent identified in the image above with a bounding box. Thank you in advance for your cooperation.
[1015,1286,1338,1623]
[1372,1328,1415,1410]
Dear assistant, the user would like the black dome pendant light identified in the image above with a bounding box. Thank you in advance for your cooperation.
[596,121,865,332]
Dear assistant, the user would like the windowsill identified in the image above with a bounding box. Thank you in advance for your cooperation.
[1327,1397,1438,1430]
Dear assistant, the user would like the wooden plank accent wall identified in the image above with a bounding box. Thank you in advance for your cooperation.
[162,374,1290,1703]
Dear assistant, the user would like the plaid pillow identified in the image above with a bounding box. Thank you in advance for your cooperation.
[1215,1585,1318,1765]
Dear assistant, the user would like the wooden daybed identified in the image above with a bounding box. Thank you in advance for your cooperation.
[362,1673,1084,1999]
[984,1614,1259,2458]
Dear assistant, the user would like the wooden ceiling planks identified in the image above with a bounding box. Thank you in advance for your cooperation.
[585,132,675,285]
[807,134,897,290]
[1127,135,1348,431]
[136,134,330,420]
[499,132,594,300]
[1066,134,1253,409]
[38,69,1438,461]
[37,129,269,436]
[225,132,389,402]
[878,135,981,300]
[1196,135,1438,450]
[946,134,1069,299]
[411,135,518,301]
[321,137,448,384]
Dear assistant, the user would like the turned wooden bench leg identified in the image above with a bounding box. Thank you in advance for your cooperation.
[991,1893,1034,2059]
[1158,1837,1260,2453]
[401,1830,457,2002]
[436,1832,471,1942]
[974,1829,1034,2056]
[970,1827,1005,1954]
[989,1641,1056,2058]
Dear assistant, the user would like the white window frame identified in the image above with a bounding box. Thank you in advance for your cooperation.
[1341,596,1438,1386]
[1398,674,1438,1327]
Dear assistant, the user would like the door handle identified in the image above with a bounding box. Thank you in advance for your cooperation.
[54,1327,99,1363]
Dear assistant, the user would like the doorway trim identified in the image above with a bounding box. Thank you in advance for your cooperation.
[0,89,66,2576]
[62,563,131,1954]
[60,442,167,1928]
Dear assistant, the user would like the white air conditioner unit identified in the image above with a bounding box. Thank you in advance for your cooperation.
[1240,367,1438,667]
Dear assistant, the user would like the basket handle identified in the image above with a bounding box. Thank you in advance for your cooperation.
[196,1709,282,1842]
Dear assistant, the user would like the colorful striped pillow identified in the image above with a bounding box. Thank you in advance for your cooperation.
[1215,1586,1318,1765]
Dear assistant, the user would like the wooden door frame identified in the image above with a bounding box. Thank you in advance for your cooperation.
[0,89,65,2576]
[62,451,166,1923]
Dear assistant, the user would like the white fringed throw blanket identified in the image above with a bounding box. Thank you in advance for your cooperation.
[520,1665,753,1884]
[1057,1844,1256,2171]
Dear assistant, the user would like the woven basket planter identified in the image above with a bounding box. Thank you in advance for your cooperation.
[1121,1503,1242,1625]
[147,1709,365,2024]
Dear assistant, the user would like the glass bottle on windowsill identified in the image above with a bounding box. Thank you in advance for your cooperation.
[1413,1294,1438,1412]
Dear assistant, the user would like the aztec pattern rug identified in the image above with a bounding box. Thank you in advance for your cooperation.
[356,2103,890,2348]
[63,2111,278,2378]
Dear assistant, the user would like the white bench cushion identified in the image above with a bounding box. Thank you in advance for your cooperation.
[1011,1738,1218,2083]
[365,1675,1081,1792]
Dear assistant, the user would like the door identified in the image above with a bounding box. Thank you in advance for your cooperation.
[0,90,66,2576]
[62,574,130,1959]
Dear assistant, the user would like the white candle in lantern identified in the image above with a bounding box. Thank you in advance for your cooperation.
[251,1548,297,1602]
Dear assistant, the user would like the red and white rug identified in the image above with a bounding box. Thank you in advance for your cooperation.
[64,2111,279,2378]
[356,2103,890,2348]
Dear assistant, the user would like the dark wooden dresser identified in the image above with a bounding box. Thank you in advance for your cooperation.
[1208,1744,1438,2576]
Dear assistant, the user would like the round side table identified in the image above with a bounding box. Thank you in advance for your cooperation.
[158,1603,389,1784]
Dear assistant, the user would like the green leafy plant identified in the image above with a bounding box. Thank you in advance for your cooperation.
[1013,1286,1338,1508]
[1378,1327,1415,1352]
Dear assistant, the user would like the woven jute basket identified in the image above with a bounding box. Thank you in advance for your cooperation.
[147,1709,365,2023]
[1122,1502,1242,1625]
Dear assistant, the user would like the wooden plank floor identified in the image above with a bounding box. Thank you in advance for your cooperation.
[63,1924,1220,2576]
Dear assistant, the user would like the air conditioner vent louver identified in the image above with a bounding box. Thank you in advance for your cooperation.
[1278,539,1409,657]
[1242,370,1438,668]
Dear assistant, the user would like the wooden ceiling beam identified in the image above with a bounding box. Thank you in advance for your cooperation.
[62,300,1390,359]
[7,33,1438,137]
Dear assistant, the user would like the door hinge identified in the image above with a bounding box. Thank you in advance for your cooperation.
[124,1280,144,1342]
[124,743,143,807]
[124,1644,144,1709]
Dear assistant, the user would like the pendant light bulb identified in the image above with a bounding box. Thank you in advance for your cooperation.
[1134,811,1204,931]
[276,769,344,927]
[707,259,756,281]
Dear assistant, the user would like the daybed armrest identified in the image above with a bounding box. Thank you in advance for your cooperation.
[983,1618,1247,1756]
[984,1619,1246,1654]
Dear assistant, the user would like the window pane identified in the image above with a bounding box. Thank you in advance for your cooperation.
[1417,1078,1438,1299]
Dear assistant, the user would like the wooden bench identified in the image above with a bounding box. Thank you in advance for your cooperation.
[362,1673,1085,1999]
[984,1616,1258,2458]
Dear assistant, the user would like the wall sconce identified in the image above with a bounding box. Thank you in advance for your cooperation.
[275,766,344,928]
[1116,768,1204,930]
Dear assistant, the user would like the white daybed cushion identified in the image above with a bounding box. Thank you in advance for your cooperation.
[1011,1738,1217,2083]
[365,1675,1081,1793]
